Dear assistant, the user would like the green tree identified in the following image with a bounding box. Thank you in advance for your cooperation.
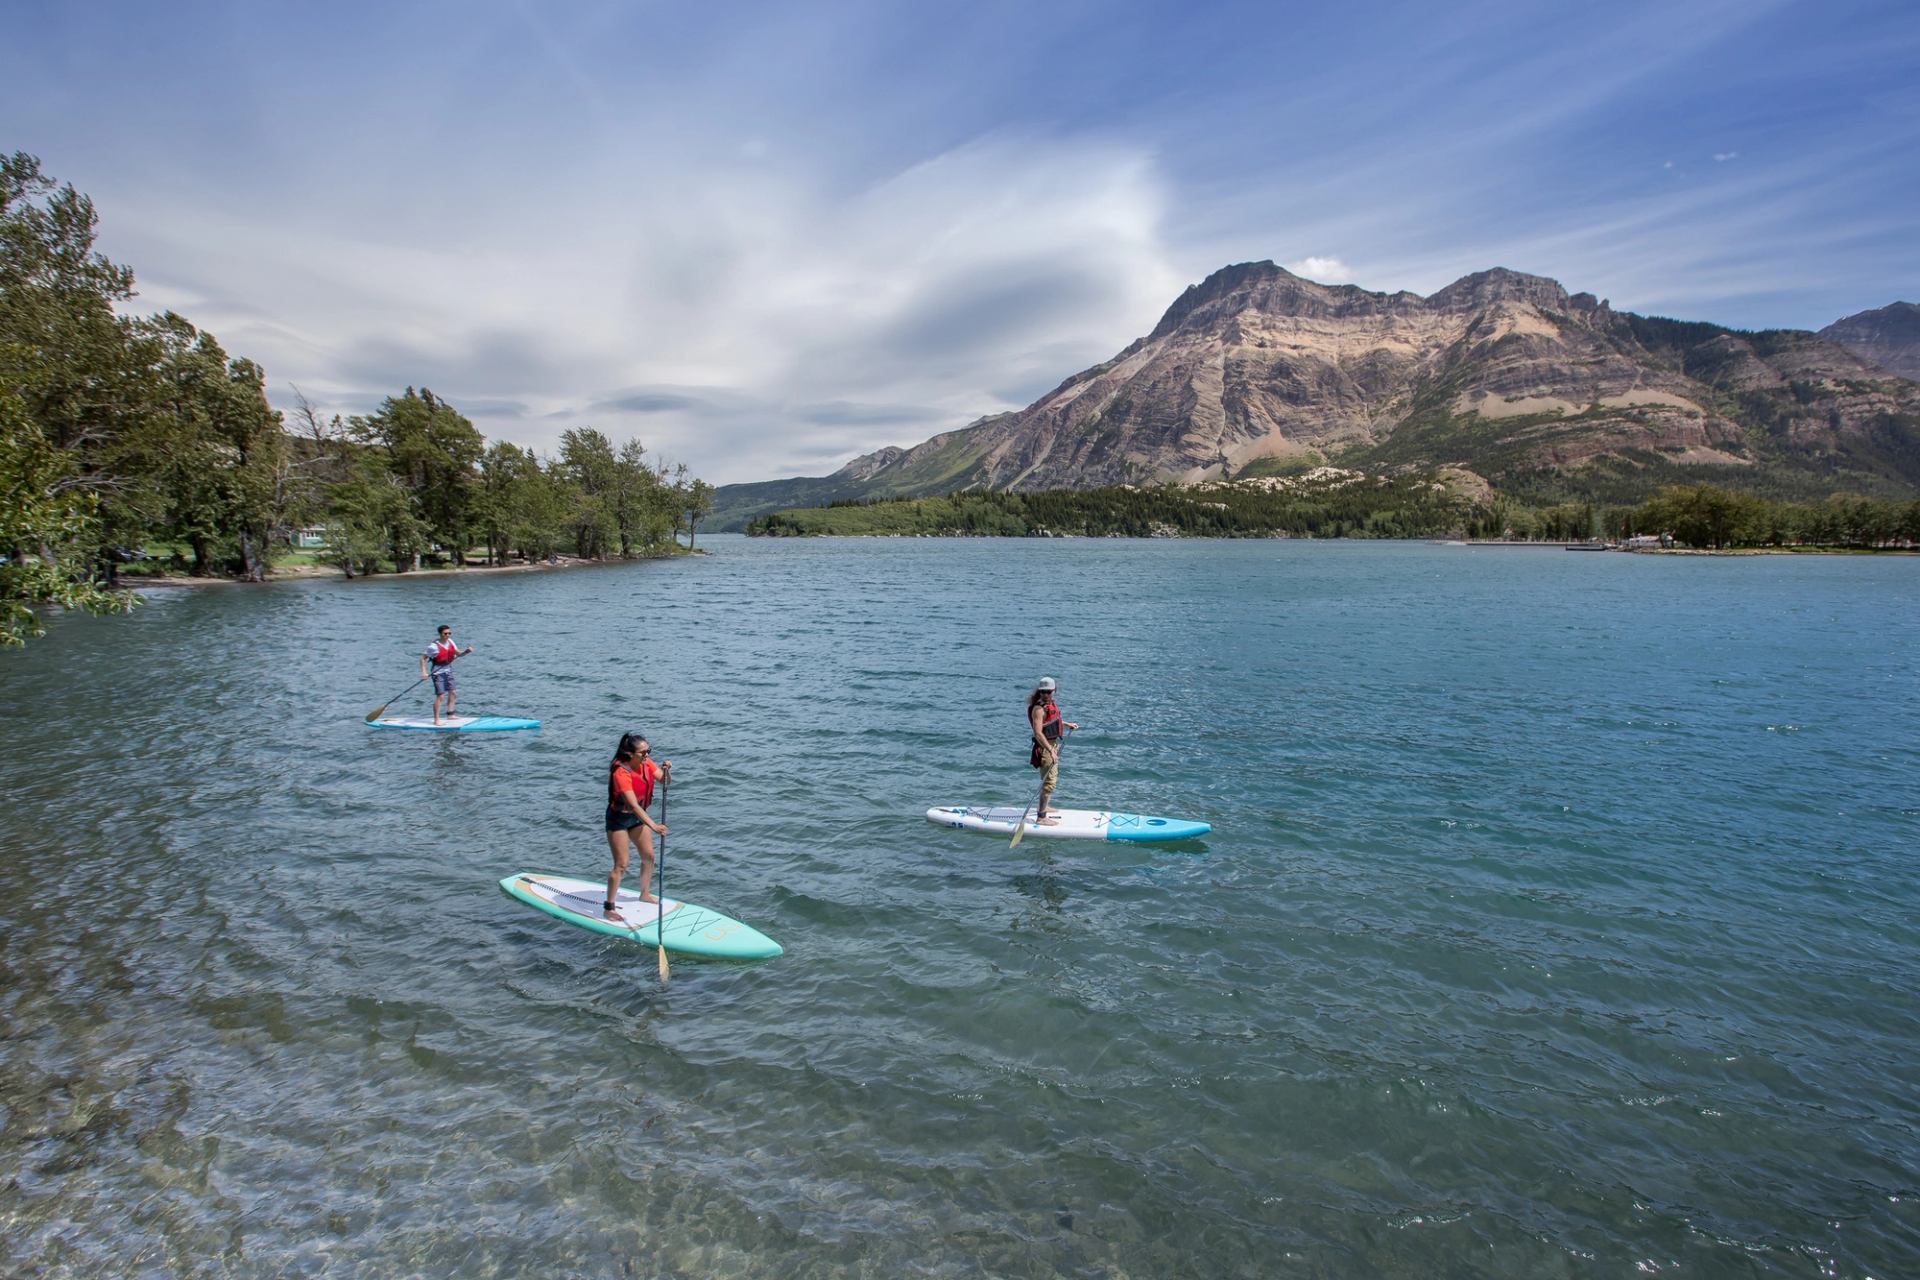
[679,473,715,551]
[325,450,428,577]
[0,362,131,642]
[148,315,285,578]
[516,454,571,563]
[558,427,618,558]
[610,437,672,557]
[476,440,537,565]
[354,388,482,567]
[0,151,162,578]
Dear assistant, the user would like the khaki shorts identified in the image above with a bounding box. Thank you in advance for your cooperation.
[1038,751,1059,790]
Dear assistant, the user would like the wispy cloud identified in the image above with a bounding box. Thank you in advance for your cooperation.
[3,0,1914,482]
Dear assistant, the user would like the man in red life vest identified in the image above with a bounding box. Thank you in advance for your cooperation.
[418,624,474,724]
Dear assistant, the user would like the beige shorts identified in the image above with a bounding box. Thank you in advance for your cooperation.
[1038,751,1059,790]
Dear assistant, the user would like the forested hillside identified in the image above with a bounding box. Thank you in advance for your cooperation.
[747,473,1920,550]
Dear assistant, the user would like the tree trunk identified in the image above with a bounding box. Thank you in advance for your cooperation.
[239,528,265,582]
[190,536,209,577]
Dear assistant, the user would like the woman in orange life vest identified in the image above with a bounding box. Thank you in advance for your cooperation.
[1027,677,1079,825]
[418,625,474,724]
[604,731,671,919]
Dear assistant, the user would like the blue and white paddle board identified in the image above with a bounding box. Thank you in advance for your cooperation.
[926,805,1211,842]
[499,873,782,960]
[369,713,540,731]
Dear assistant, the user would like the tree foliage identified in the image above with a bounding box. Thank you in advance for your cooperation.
[748,477,1920,552]
[0,153,705,641]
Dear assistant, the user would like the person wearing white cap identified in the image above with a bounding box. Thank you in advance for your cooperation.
[1026,677,1079,824]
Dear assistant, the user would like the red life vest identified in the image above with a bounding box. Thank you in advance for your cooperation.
[1029,697,1062,767]
[1036,698,1062,742]
[607,760,656,811]
[431,638,459,665]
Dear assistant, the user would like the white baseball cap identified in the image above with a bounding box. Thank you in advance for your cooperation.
[1035,676,1056,692]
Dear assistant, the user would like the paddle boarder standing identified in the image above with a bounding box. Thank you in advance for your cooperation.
[1028,677,1078,825]
[605,732,671,919]
[419,625,474,724]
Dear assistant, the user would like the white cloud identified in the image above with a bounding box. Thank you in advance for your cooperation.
[1284,255,1354,283]
[108,135,1187,485]
[27,0,1912,488]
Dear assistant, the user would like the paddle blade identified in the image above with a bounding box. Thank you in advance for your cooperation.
[657,934,670,982]
[1009,813,1028,848]
[364,704,388,723]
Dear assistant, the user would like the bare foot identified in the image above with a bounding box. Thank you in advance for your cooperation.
[1037,815,1061,826]
[603,907,625,922]
[637,894,660,904]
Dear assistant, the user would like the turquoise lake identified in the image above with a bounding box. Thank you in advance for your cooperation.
[1,535,1916,1277]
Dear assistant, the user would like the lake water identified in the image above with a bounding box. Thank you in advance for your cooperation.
[2,536,1917,1278]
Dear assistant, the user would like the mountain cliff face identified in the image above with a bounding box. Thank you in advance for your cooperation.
[1820,302,1920,380]
[712,263,1920,527]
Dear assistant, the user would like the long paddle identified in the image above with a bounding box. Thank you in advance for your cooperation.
[364,677,424,723]
[656,772,670,983]
[1011,725,1070,848]
[364,649,466,722]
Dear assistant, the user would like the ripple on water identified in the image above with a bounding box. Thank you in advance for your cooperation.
[1,540,1918,1276]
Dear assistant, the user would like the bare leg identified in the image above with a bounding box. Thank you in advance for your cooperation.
[633,826,659,903]
[431,688,446,724]
[605,829,630,916]
[444,686,457,718]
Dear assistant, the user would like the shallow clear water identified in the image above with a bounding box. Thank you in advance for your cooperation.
[2,537,1917,1277]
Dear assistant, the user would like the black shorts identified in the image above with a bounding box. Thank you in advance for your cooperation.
[605,807,643,833]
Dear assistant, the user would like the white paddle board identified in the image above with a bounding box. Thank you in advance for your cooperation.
[369,714,540,731]
[926,805,1210,842]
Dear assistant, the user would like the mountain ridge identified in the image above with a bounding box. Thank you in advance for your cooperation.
[712,263,1920,530]
[1819,301,1920,380]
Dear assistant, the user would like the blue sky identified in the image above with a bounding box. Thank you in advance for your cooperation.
[5,0,1917,483]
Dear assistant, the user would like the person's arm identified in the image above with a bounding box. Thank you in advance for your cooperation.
[420,653,429,679]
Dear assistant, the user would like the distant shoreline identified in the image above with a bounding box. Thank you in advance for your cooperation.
[742,529,1920,553]
[1451,541,1917,555]
[125,549,700,588]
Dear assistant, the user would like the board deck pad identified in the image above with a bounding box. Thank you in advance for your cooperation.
[369,713,541,731]
[925,805,1211,842]
[499,872,781,959]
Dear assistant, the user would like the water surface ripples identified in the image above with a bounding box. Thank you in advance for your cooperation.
[2,537,1917,1276]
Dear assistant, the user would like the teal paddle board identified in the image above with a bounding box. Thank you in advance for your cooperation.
[499,872,782,960]
[370,713,540,731]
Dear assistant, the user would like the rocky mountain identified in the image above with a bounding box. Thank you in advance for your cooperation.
[1819,302,1920,380]
[712,263,1920,528]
